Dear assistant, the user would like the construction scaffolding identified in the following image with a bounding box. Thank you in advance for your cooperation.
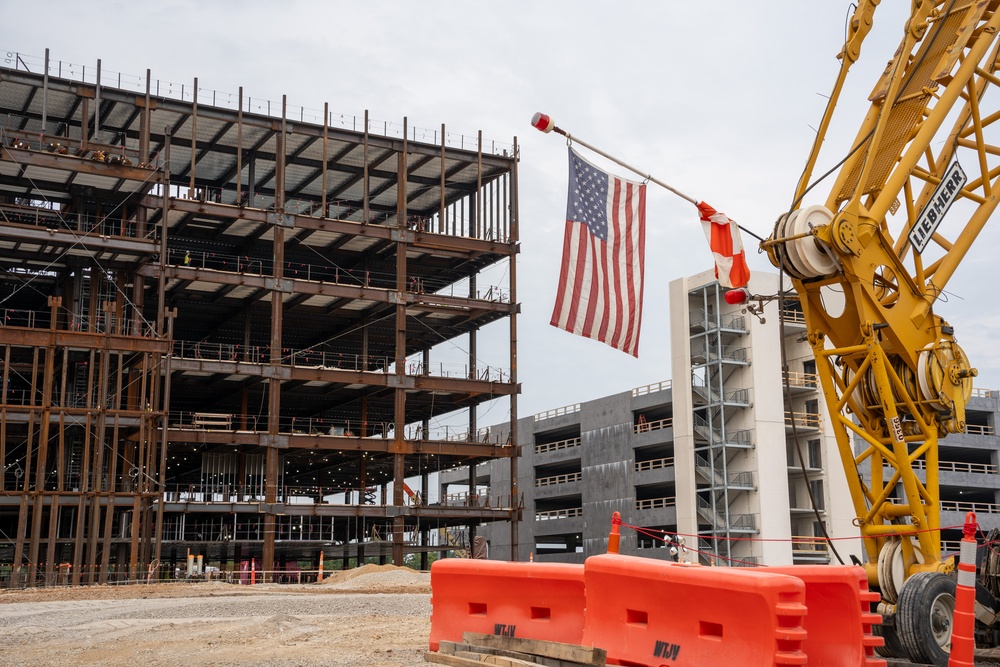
[0,50,520,586]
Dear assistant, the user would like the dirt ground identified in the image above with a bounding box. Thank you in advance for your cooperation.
[7,565,1000,667]
[0,564,433,667]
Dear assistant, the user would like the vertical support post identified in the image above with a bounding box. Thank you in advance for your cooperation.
[0,345,7,496]
[41,49,49,143]
[263,96,288,575]
[13,495,29,586]
[56,360,65,490]
[157,131,171,335]
[99,491,114,583]
[71,498,85,586]
[363,110,370,224]
[189,78,198,196]
[440,123,446,231]
[80,96,90,152]
[321,102,328,217]
[237,87,243,205]
[93,59,101,143]
[140,69,150,165]
[152,309,176,570]
[29,305,57,583]
[391,117,409,566]
[509,136,520,559]
[476,130,483,238]
[468,275,478,552]
[45,496,59,585]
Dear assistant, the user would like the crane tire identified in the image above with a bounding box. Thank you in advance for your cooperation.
[896,571,956,667]
[873,618,906,658]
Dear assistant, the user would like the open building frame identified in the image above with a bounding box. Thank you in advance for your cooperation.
[0,50,520,585]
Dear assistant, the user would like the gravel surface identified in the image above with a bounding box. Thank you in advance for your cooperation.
[11,564,998,667]
[0,565,432,667]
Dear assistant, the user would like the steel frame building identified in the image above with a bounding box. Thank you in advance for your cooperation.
[0,51,520,586]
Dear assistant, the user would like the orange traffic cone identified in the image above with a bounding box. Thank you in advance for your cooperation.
[948,511,978,667]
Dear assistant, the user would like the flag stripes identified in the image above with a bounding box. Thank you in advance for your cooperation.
[551,148,645,356]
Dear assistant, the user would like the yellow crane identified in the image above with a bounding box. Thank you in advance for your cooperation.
[764,1,1000,664]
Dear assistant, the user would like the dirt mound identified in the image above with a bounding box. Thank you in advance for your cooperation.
[319,563,430,593]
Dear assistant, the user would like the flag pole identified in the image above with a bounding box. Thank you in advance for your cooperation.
[530,112,765,243]
[531,113,698,205]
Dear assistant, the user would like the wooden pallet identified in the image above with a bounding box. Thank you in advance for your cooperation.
[425,633,606,667]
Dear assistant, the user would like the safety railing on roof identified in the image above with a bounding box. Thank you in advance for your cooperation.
[635,497,675,511]
[534,403,580,421]
[437,492,519,509]
[784,411,822,429]
[169,341,511,383]
[0,204,158,240]
[535,472,582,487]
[167,411,508,444]
[905,459,999,475]
[632,380,671,396]
[163,483,363,505]
[533,437,581,454]
[779,309,807,325]
[2,129,151,168]
[535,507,583,521]
[940,500,1000,514]
[791,536,830,553]
[635,457,674,472]
[0,308,45,329]
[0,307,158,338]
[782,371,819,389]
[443,427,497,444]
[2,49,515,157]
[143,181,513,242]
[633,416,672,434]
[165,247,511,302]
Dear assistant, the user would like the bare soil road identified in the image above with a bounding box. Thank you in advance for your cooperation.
[0,565,431,667]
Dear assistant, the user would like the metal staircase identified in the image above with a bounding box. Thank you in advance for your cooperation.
[688,282,758,565]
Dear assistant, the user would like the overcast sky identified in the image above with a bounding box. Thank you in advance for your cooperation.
[5,1,1000,426]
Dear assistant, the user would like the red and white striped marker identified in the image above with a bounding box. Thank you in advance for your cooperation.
[949,511,978,667]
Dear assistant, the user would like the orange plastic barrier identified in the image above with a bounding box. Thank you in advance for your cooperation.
[429,559,586,651]
[582,554,808,667]
[759,566,885,667]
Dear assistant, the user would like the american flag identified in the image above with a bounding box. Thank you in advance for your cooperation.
[550,147,646,357]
